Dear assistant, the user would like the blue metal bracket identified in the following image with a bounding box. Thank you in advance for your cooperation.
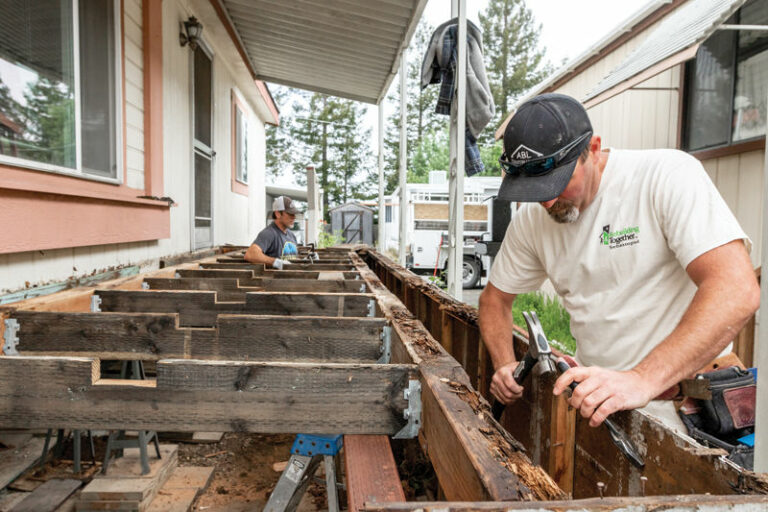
[291,434,343,457]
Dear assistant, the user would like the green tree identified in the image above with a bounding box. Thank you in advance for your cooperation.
[288,92,373,218]
[21,76,76,167]
[265,85,293,179]
[384,20,446,192]
[479,0,552,134]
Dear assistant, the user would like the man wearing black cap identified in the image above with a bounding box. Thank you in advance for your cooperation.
[244,195,299,270]
[478,93,759,430]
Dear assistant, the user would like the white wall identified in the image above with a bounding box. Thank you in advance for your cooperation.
[124,0,145,190]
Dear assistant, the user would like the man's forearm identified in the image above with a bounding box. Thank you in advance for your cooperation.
[633,279,757,395]
[633,241,759,395]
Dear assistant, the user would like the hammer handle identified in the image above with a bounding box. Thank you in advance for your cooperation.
[491,352,537,421]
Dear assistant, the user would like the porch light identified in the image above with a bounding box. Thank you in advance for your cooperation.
[179,16,203,50]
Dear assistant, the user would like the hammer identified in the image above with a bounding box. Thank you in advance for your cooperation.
[490,311,645,469]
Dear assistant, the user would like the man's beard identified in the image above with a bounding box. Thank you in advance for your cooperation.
[546,200,580,223]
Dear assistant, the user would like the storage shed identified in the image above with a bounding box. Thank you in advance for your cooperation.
[329,202,374,246]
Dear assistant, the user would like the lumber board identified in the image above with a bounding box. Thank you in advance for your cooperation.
[0,435,46,491]
[265,270,362,280]
[191,315,385,361]
[10,478,81,512]
[350,252,565,502]
[172,271,368,293]
[201,261,354,271]
[244,291,375,316]
[361,494,768,511]
[11,311,386,362]
[96,290,376,325]
[143,278,258,301]
[344,435,405,511]
[12,311,185,359]
[0,357,417,434]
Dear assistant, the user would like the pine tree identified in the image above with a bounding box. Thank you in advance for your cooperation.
[264,85,294,179]
[384,20,446,192]
[22,76,76,167]
[479,0,552,131]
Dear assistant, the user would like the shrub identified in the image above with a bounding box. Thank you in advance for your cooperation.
[511,292,576,355]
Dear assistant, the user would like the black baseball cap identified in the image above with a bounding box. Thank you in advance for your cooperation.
[497,93,593,202]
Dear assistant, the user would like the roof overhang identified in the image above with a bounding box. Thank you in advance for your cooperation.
[266,185,308,201]
[582,0,748,108]
[212,0,429,105]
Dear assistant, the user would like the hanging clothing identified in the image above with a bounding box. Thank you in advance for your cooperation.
[421,18,495,176]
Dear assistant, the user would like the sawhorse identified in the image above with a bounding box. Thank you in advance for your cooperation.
[265,434,343,512]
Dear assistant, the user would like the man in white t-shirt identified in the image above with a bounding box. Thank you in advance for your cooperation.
[478,93,759,430]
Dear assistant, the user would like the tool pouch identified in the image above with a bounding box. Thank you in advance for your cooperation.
[698,366,755,437]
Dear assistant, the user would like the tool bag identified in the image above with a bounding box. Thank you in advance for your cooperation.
[678,366,755,451]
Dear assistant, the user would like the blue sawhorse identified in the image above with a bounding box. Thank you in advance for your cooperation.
[265,434,343,512]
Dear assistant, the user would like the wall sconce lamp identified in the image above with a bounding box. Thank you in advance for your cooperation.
[179,16,203,50]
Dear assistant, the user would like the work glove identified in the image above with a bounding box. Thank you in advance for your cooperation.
[272,258,291,270]
[310,252,320,261]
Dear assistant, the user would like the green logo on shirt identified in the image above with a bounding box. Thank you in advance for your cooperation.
[600,224,640,249]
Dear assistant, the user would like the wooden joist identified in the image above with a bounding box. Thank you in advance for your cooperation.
[361,495,768,511]
[94,290,377,325]
[344,435,405,511]
[201,262,355,272]
[151,274,369,293]
[0,356,417,433]
[10,311,387,362]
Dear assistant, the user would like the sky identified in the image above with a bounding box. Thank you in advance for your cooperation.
[273,0,653,187]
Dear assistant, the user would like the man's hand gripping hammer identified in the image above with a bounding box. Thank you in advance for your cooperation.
[490,311,645,469]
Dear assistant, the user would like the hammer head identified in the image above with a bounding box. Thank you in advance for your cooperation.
[522,311,555,375]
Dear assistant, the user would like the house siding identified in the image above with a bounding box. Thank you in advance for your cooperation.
[0,0,272,295]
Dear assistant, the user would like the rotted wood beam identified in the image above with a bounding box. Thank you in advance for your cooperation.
[0,356,417,434]
[9,311,387,362]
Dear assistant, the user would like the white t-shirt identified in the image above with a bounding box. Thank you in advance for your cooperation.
[489,149,749,428]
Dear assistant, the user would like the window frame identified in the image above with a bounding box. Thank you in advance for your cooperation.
[0,0,123,184]
[683,4,768,154]
[230,90,249,196]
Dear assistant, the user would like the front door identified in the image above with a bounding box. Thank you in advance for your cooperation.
[341,211,362,243]
[192,44,213,248]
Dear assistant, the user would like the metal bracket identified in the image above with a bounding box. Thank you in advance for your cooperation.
[174,272,181,278]
[377,326,392,364]
[90,294,102,312]
[359,284,366,293]
[141,282,150,290]
[393,379,422,439]
[354,274,360,280]
[367,299,376,317]
[3,318,19,355]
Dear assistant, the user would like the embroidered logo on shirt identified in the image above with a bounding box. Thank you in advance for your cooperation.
[600,224,640,249]
[510,144,543,161]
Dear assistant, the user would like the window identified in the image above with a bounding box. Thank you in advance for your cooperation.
[234,103,248,184]
[683,0,768,151]
[0,0,120,180]
[385,205,392,223]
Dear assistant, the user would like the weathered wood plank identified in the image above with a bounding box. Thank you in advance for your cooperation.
[9,478,81,512]
[264,269,361,280]
[201,262,354,271]
[344,435,405,512]
[0,357,417,434]
[244,292,374,317]
[96,290,376,324]
[11,311,385,362]
[12,311,185,359]
[143,278,258,301]
[175,270,368,292]
[192,315,385,362]
[361,495,768,511]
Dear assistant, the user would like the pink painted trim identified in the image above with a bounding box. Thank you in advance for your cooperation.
[143,0,164,196]
[0,188,170,254]
[0,164,168,206]
[256,80,280,126]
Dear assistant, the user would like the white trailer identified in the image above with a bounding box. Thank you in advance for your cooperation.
[382,171,508,288]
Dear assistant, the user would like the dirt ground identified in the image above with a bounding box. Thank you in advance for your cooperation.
[1,431,437,511]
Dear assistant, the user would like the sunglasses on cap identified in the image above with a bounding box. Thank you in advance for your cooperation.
[499,132,592,177]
